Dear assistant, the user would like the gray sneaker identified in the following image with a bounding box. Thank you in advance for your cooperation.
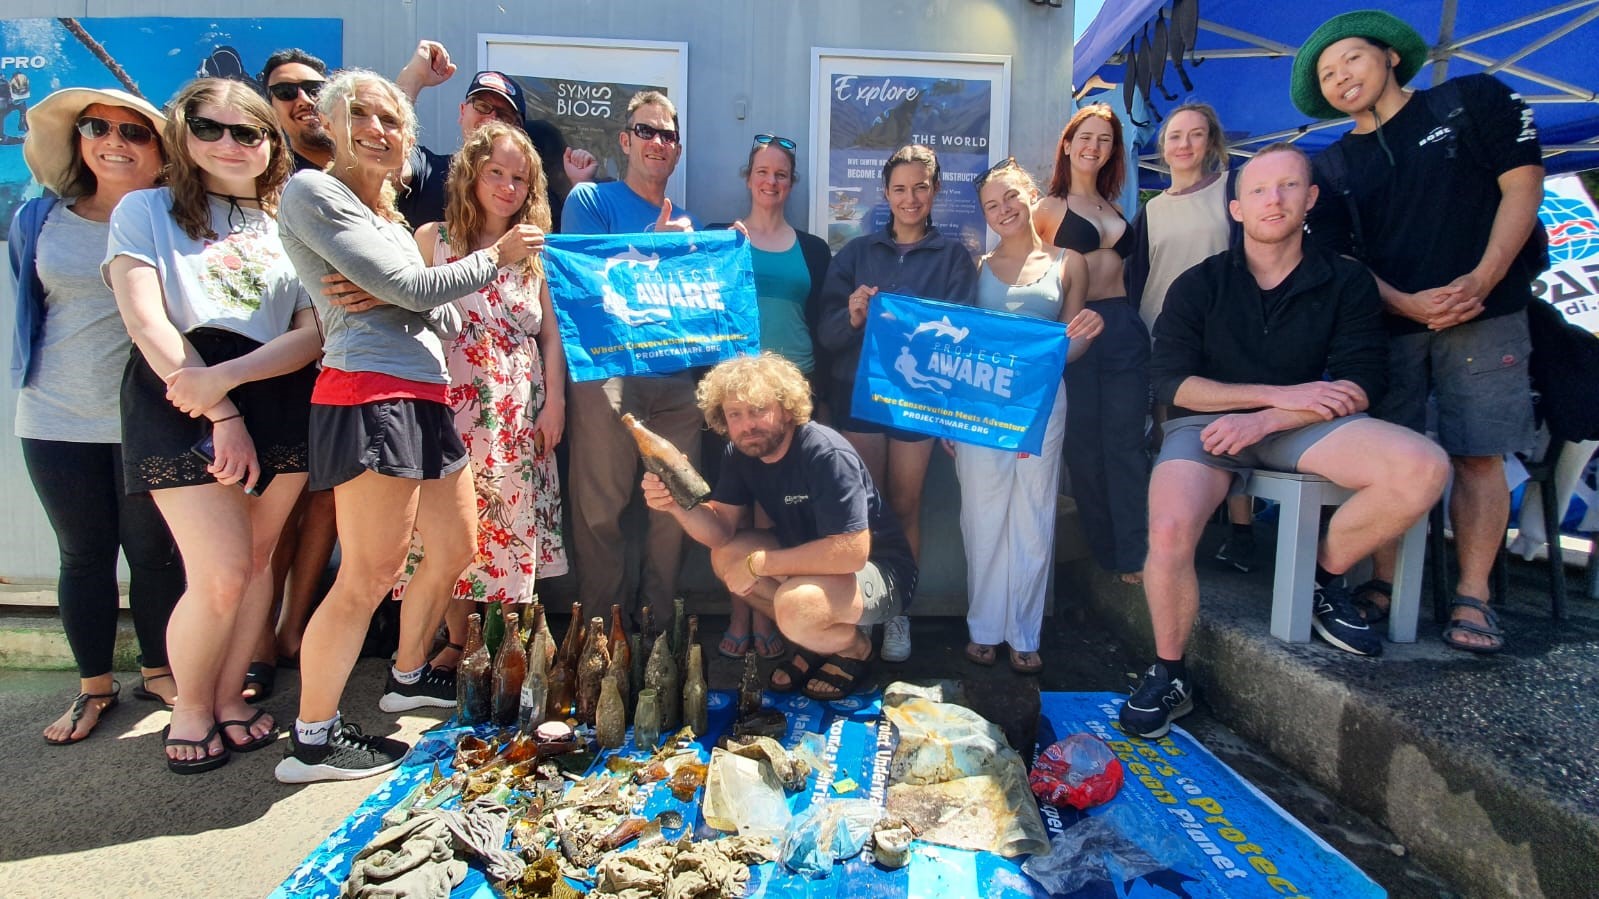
[880,615,912,662]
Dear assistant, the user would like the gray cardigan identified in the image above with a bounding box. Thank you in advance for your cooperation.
[279,169,496,384]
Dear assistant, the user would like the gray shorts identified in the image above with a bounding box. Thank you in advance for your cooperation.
[1156,413,1368,495]
[854,561,908,626]
[1374,311,1534,457]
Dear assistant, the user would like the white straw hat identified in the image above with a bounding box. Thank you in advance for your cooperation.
[23,87,166,196]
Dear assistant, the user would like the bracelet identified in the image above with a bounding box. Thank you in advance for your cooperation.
[209,413,241,424]
[745,552,761,580]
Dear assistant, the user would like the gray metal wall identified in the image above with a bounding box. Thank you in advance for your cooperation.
[0,0,1075,583]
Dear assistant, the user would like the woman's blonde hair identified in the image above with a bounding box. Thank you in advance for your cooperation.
[697,353,813,436]
[1159,102,1229,174]
[317,68,418,223]
[443,122,550,279]
[164,78,291,240]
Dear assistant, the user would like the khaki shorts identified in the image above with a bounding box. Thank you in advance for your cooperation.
[1156,413,1368,495]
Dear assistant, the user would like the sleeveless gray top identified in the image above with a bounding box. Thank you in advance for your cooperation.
[975,253,1064,321]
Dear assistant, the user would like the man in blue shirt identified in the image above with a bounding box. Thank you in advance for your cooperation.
[561,91,702,628]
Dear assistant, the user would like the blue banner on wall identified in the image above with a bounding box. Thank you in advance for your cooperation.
[851,292,1067,454]
[0,17,342,226]
[543,230,759,381]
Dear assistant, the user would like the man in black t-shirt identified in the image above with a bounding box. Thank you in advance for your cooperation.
[258,49,332,172]
[642,355,916,702]
[1120,145,1449,739]
[1295,11,1545,654]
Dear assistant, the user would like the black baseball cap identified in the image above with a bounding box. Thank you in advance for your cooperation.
[465,70,526,121]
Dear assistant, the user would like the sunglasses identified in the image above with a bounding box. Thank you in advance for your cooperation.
[753,133,797,151]
[76,116,157,146]
[267,80,325,103]
[628,122,680,145]
[186,115,270,148]
[468,97,521,124]
[974,156,1021,189]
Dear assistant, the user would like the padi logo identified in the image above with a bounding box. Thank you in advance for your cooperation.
[706,692,730,710]
[783,493,809,505]
[598,244,726,326]
[1418,125,1454,148]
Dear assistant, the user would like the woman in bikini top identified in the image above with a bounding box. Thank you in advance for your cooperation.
[1033,104,1134,303]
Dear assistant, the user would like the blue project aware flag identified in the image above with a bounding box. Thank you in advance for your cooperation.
[544,231,759,380]
[852,293,1068,454]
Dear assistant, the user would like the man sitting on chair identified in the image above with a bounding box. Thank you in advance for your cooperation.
[1119,144,1449,740]
[641,354,916,702]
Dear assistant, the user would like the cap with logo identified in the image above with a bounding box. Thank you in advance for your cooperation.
[465,70,526,122]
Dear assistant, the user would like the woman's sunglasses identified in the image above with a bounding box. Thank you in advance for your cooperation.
[267,80,325,103]
[186,115,270,148]
[628,122,680,145]
[76,116,156,146]
[753,133,797,151]
[974,156,1021,189]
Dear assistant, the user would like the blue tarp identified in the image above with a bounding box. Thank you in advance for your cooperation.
[1073,1,1599,186]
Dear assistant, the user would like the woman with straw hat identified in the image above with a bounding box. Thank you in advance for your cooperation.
[9,87,184,745]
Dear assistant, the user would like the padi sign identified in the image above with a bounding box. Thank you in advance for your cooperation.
[543,231,759,380]
[852,293,1068,454]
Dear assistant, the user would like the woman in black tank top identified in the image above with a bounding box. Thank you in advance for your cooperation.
[1033,104,1150,584]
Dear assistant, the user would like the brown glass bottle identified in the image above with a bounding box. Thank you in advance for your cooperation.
[621,413,711,508]
[491,612,527,727]
[595,673,626,749]
[456,612,491,726]
[609,604,630,684]
[575,617,610,725]
[628,632,646,710]
[645,632,680,730]
[738,650,763,719]
[607,637,630,717]
[683,643,708,737]
[670,599,688,674]
[546,603,584,719]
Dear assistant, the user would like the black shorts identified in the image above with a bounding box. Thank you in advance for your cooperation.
[121,328,314,494]
[308,398,469,492]
[830,378,931,444]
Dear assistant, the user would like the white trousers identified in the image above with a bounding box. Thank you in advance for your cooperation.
[955,382,1068,652]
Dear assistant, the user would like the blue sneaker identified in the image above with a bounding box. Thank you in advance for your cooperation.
[1119,664,1193,739]
[1312,578,1383,656]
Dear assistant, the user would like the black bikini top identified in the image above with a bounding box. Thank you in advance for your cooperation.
[1052,205,1134,259]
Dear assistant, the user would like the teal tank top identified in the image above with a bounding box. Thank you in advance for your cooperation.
[975,253,1064,321]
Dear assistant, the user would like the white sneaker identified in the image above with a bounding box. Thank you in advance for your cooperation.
[880,615,912,662]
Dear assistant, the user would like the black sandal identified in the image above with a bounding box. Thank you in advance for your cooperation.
[802,652,875,702]
[769,648,826,693]
[163,723,230,774]
[242,662,276,703]
[1443,596,1505,655]
[1354,579,1393,625]
[219,707,279,753]
[44,680,120,746]
[132,672,176,710]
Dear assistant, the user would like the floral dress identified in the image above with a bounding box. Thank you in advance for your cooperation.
[395,231,567,604]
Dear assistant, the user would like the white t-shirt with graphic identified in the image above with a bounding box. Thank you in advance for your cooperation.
[104,188,310,346]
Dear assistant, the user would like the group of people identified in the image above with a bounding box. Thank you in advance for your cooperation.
[9,7,1545,782]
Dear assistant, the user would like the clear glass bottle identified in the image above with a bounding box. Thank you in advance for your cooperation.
[683,643,708,737]
[518,630,549,733]
[634,687,661,749]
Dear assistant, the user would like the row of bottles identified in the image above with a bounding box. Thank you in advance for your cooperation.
[455,598,709,747]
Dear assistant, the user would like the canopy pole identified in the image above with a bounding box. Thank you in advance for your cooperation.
[1487,7,1599,74]
[1431,0,1459,85]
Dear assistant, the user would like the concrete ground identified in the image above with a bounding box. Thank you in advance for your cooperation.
[0,597,1463,898]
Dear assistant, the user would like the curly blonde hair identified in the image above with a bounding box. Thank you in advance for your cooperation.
[164,78,291,240]
[697,353,813,436]
[443,122,550,280]
[317,68,418,223]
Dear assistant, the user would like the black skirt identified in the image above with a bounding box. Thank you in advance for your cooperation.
[121,328,315,493]
[307,398,469,492]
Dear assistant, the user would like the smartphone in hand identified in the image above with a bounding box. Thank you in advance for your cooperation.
[190,433,275,497]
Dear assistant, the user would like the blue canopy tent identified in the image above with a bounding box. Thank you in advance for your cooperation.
[1073,0,1599,187]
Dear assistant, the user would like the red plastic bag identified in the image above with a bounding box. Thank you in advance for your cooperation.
[1029,733,1124,810]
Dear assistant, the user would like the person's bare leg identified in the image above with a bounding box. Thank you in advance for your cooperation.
[1294,420,1451,575]
[1145,461,1234,660]
[278,489,336,662]
[431,600,470,670]
[151,483,253,764]
[252,484,308,670]
[297,472,420,724]
[1226,495,1252,526]
[885,438,934,562]
[841,431,887,496]
[398,466,476,673]
[212,474,305,744]
[1444,454,1510,647]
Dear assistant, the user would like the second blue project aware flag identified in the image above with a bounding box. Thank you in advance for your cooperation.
[543,230,759,381]
[852,293,1068,454]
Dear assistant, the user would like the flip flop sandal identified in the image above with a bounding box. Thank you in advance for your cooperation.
[802,652,875,703]
[1442,596,1505,655]
[242,662,277,703]
[768,647,826,693]
[753,631,788,660]
[44,680,120,746]
[219,707,279,753]
[132,673,176,710]
[1009,649,1044,675]
[718,632,753,660]
[1353,579,1393,625]
[163,723,230,775]
[964,642,998,666]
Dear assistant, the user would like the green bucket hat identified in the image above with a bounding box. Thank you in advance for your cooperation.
[1291,10,1429,120]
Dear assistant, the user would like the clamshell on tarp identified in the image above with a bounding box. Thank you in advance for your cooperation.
[881,682,1048,857]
